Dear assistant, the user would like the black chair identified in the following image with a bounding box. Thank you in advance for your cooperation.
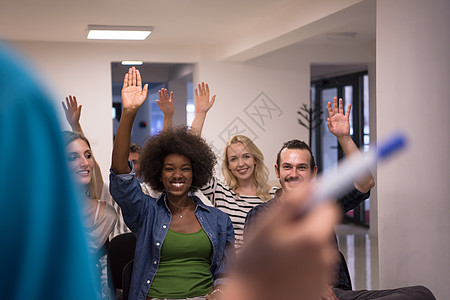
[338,250,353,290]
[107,233,136,292]
[122,259,134,300]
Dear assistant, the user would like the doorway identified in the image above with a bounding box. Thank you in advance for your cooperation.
[311,71,370,227]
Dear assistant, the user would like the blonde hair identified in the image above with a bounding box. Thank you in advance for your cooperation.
[62,131,101,200]
[222,135,271,201]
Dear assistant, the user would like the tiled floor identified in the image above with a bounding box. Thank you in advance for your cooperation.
[335,223,379,291]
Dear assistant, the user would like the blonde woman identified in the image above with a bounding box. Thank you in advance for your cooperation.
[62,96,117,299]
[199,134,276,251]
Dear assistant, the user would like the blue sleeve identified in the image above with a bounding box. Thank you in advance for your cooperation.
[213,215,235,287]
[109,166,152,232]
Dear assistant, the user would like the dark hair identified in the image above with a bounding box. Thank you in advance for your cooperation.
[276,139,316,171]
[130,142,142,154]
[138,126,217,192]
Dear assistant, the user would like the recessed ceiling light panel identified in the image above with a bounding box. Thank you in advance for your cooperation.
[87,25,153,40]
[121,61,144,65]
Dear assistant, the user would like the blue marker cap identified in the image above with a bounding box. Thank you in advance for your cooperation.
[376,132,408,160]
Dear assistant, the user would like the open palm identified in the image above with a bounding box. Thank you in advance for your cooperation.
[62,95,82,127]
[156,88,174,116]
[327,97,350,138]
[194,82,215,113]
[121,67,148,110]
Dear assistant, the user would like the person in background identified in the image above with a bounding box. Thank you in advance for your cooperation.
[62,95,104,197]
[62,96,117,299]
[129,143,142,176]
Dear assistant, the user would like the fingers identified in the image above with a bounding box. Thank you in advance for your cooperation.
[63,95,78,111]
[158,89,168,100]
[303,202,340,244]
[123,73,128,89]
[346,103,351,116]
[142,83,149,98]
[136,68,142,87]
[196,82,209,97]
[327,101,333,117]
[333,97,338,115]
[157,89,173,102]
[132,67,137,86]
[127,67,133,87]
[329,97,347,116]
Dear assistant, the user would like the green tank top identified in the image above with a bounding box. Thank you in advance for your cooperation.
[147,228,213,298]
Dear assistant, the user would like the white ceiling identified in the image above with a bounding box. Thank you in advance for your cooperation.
[0,0,375,62]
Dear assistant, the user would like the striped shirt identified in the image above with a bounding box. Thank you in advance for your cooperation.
[200,177,277,251]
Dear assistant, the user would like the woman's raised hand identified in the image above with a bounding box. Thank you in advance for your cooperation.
[62,95,82,132]
[121,67,148,110]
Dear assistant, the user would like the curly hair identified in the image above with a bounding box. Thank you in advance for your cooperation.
[138,126,217,192]
[222,135,271,201]
[62,131,101,199]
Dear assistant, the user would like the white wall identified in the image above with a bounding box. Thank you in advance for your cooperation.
[376,0,450,298]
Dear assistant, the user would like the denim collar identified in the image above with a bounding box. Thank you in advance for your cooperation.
[155,191,211,213]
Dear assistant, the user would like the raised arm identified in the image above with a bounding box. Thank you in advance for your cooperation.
[190,82,216,136]
[156,88,174,132]
[327,97,375,193]
[62,95,103,196]
[112,67,148,174]
[62,95,83,133]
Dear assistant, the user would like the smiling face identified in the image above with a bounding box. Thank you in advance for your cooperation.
[65,138,95,186]
[160,153,193,198]
[227,142,256,185]
[275,148,317,194]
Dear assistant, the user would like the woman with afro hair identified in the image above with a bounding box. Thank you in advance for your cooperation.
[110,67,234,300]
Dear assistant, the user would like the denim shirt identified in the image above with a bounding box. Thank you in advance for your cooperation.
[110,166,235,300]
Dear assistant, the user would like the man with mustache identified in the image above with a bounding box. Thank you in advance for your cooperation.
[244,98,435,299]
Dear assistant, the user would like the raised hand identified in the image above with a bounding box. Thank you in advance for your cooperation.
[194,82,216,114]
[156,88,174,116]
[62,95,83,132]
[327,97,375,193]
[62,95,81,127]
[327,97,351,138]
[121,67,148,110]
